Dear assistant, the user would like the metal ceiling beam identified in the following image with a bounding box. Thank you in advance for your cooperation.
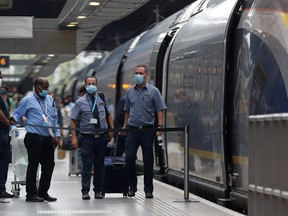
[58,0,150,53]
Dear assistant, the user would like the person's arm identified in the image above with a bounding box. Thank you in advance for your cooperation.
[0,110,9,126]
[123,112,129,128]
[157,110,164,135]
[107,113,114,140]
[70,119,78,149]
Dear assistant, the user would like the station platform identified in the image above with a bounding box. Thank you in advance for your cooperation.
[1,156,244,216]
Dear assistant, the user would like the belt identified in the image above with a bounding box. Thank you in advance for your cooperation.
[80,133,105,138]
[128,125,154,129]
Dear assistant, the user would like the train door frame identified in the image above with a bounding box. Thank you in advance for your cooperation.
[222,0,245,202]
[149,29,180,174]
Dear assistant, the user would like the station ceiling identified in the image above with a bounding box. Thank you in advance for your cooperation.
[0,0,193,88]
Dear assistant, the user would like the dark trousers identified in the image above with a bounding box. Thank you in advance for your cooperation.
[125,130,154,194]
[23,133,55,198]
[0,132,11,193]
[80,134,108,193]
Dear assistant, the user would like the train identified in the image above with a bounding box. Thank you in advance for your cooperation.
[56,0,288,213]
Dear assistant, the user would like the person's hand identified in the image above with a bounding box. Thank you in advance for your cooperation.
[107,131,114,141]
[71,136,78,149]
[9,116,16,125]
[53,137,61,149]
[10,125,19,137]
[119,126,128,136]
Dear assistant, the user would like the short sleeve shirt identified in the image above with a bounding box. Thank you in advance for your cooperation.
[71,93,111,134]
[124,83,167,127]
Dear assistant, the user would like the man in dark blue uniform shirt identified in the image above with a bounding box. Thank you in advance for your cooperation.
[70,76,114,200]
[122,65,167,199]
[0,71,14,199]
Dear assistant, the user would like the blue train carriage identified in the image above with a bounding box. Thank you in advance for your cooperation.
[227,0,288,210]
[164,0,288,212]
[164,0,241,208]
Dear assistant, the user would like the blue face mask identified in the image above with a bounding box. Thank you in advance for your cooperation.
[86,84,97,94]
[39,86,49,98]
[39,89,49,98]
[134,74,145,85]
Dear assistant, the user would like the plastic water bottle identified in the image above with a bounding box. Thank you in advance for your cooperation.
[157,135,163,146]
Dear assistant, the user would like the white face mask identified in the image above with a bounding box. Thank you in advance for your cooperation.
[0,78,2,87]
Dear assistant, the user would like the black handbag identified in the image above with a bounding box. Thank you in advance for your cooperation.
[62,134,83,150]
[61,136,74,150]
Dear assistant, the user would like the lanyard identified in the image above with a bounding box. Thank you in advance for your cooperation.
[87,94,98,113]
[33,93,48,116]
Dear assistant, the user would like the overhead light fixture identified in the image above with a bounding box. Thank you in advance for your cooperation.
[66,21,79,27]
[77,15,87,19]
[67,24,76,27]
[89,1,100,7]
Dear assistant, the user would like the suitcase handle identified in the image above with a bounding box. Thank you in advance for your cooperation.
[112,135,126,167]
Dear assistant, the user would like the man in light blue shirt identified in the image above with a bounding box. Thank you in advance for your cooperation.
[12,77,61,202]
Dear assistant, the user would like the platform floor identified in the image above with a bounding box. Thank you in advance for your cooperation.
[1,155,244,216]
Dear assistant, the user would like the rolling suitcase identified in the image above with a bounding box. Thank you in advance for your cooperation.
[69,148,82,176]
[102,136,128,197]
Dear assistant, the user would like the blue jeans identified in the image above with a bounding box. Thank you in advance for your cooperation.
[0,132,10,193]
[125,130,154,194]
[80,134,108,193]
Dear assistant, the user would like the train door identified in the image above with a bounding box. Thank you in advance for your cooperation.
[149,29,178,175]
[223,0,249,211]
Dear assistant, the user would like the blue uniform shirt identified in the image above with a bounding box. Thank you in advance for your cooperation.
[71,92,111,135]
[124,83,167,127]
[13,93,60,137]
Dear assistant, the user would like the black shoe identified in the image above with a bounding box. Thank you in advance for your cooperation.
[127,188,137,197]
[145,193,154,199]
[94,192,104,199]
[82,192,90,200]
[39,195,57,202]
[0,191,14,198]
[26,195,45,202]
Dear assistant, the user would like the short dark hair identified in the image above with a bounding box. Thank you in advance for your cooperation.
[0,85,8,91]
[135,64,148,73]
[84,76,97,84]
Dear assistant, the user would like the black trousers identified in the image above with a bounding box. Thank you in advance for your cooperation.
[0,131,11,193]
[24,133,55,198]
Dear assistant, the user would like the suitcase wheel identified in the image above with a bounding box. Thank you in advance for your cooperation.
[123,193,127,197]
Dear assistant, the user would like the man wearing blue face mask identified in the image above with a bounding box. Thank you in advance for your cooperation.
[70,76,114,200]
[122,64,167,199]
[11,77,61,202]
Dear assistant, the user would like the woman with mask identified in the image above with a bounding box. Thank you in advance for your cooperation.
[70,76,114,200]
[11,77,61,202]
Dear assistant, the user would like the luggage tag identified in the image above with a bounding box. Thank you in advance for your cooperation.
[90,118,98,124]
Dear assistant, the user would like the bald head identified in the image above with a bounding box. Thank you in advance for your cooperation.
[34,77,49,98]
